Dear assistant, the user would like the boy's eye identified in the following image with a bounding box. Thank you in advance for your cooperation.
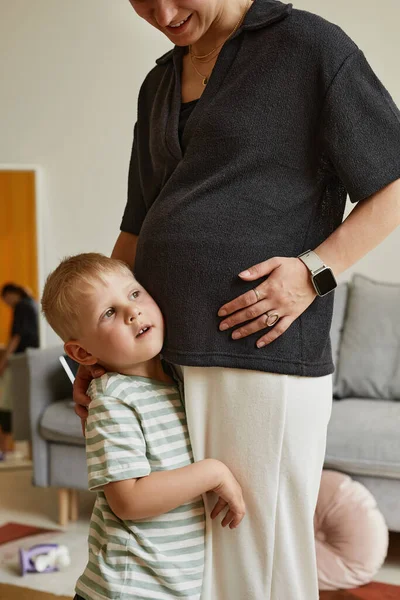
[104,308,115,319]
[129,290,140,300]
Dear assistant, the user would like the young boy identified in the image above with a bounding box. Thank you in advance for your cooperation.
[41,253,245,600]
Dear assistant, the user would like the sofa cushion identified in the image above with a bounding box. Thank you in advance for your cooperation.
[330,283,348,396]
[324,399,400,479]
[335,274,400,400]
[315,470,388,591]
[40,399,85,446]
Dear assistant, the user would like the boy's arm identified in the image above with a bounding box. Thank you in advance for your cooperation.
[104,458,224,521]
[87,392,245,527]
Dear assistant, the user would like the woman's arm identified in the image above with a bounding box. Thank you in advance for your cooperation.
[111,231,139,269]
[0,334,21,374]
[315,178,400,276]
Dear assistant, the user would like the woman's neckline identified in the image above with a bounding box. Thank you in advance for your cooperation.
[181,98,200,107]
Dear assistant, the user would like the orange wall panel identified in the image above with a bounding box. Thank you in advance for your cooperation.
[0,171,38,345]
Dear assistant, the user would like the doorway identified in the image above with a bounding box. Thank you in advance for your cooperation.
[0,169,40,345]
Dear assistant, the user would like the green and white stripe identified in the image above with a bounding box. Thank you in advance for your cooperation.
[75,373,205,600]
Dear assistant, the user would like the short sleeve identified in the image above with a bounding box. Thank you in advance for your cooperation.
[11,302,34,336]
[120,122,147,235]
[320,49,400,203]
[85,395,151,491]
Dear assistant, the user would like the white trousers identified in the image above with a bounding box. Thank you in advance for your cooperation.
[171,365,332,600]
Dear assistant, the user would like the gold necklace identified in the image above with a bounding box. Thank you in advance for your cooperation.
[189,52,213,86]
[191,43,223,63]
[192,48,222,65]
[189,0,251,86]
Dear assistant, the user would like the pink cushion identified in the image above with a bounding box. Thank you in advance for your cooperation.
[314,470,389,590]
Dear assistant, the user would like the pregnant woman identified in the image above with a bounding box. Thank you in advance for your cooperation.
[74,1,400,598]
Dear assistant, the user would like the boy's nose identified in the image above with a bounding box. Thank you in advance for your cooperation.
[126,308,141,324]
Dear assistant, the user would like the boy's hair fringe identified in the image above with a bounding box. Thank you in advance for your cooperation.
[41,253,134,341]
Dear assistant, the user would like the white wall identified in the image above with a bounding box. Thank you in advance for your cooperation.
[1,1,399,345]
[1,0,171,344]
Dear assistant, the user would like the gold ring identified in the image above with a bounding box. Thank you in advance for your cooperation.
[265,312,279,327]
[254,289,261,302]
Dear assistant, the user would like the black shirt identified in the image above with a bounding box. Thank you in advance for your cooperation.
[121,0,400,377]
[178,99,199,145]
[11,297,39,353]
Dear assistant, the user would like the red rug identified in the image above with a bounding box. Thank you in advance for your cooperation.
[320,582,400,599]
[0,522,58,546]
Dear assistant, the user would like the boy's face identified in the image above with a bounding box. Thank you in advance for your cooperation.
[71,271,165,374]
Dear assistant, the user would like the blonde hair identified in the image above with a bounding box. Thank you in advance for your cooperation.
[41,253,134,341]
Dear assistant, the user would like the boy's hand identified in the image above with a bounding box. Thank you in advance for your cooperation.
[210,465,246,529]
[73,364,105,435]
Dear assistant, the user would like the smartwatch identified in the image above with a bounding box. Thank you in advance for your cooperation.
[297,250,337,297]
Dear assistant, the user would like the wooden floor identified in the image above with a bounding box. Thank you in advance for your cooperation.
[0,584,72,600]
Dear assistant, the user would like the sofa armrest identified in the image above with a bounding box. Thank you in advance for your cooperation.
[27,345,71,486]
[8,353,31,442]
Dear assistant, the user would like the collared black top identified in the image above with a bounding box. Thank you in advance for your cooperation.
[121,0,400,377]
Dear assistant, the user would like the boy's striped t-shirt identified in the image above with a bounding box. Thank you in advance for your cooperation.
[75,373,205,600]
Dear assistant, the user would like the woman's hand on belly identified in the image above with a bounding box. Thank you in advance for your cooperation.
[217,257,317,348]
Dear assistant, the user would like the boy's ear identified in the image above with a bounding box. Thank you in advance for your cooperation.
[64,341,98,366]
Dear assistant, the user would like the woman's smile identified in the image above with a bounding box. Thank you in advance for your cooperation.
[166,12,193,34]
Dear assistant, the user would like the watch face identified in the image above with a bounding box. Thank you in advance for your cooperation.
[313,268,337,296]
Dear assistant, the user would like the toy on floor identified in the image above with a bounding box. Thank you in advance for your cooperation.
[19,543,71,575]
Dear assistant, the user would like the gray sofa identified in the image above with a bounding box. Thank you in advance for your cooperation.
[27,346,86,524]
[326,274,400,532]
[27,273,400,529]
[9,353,34,442]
